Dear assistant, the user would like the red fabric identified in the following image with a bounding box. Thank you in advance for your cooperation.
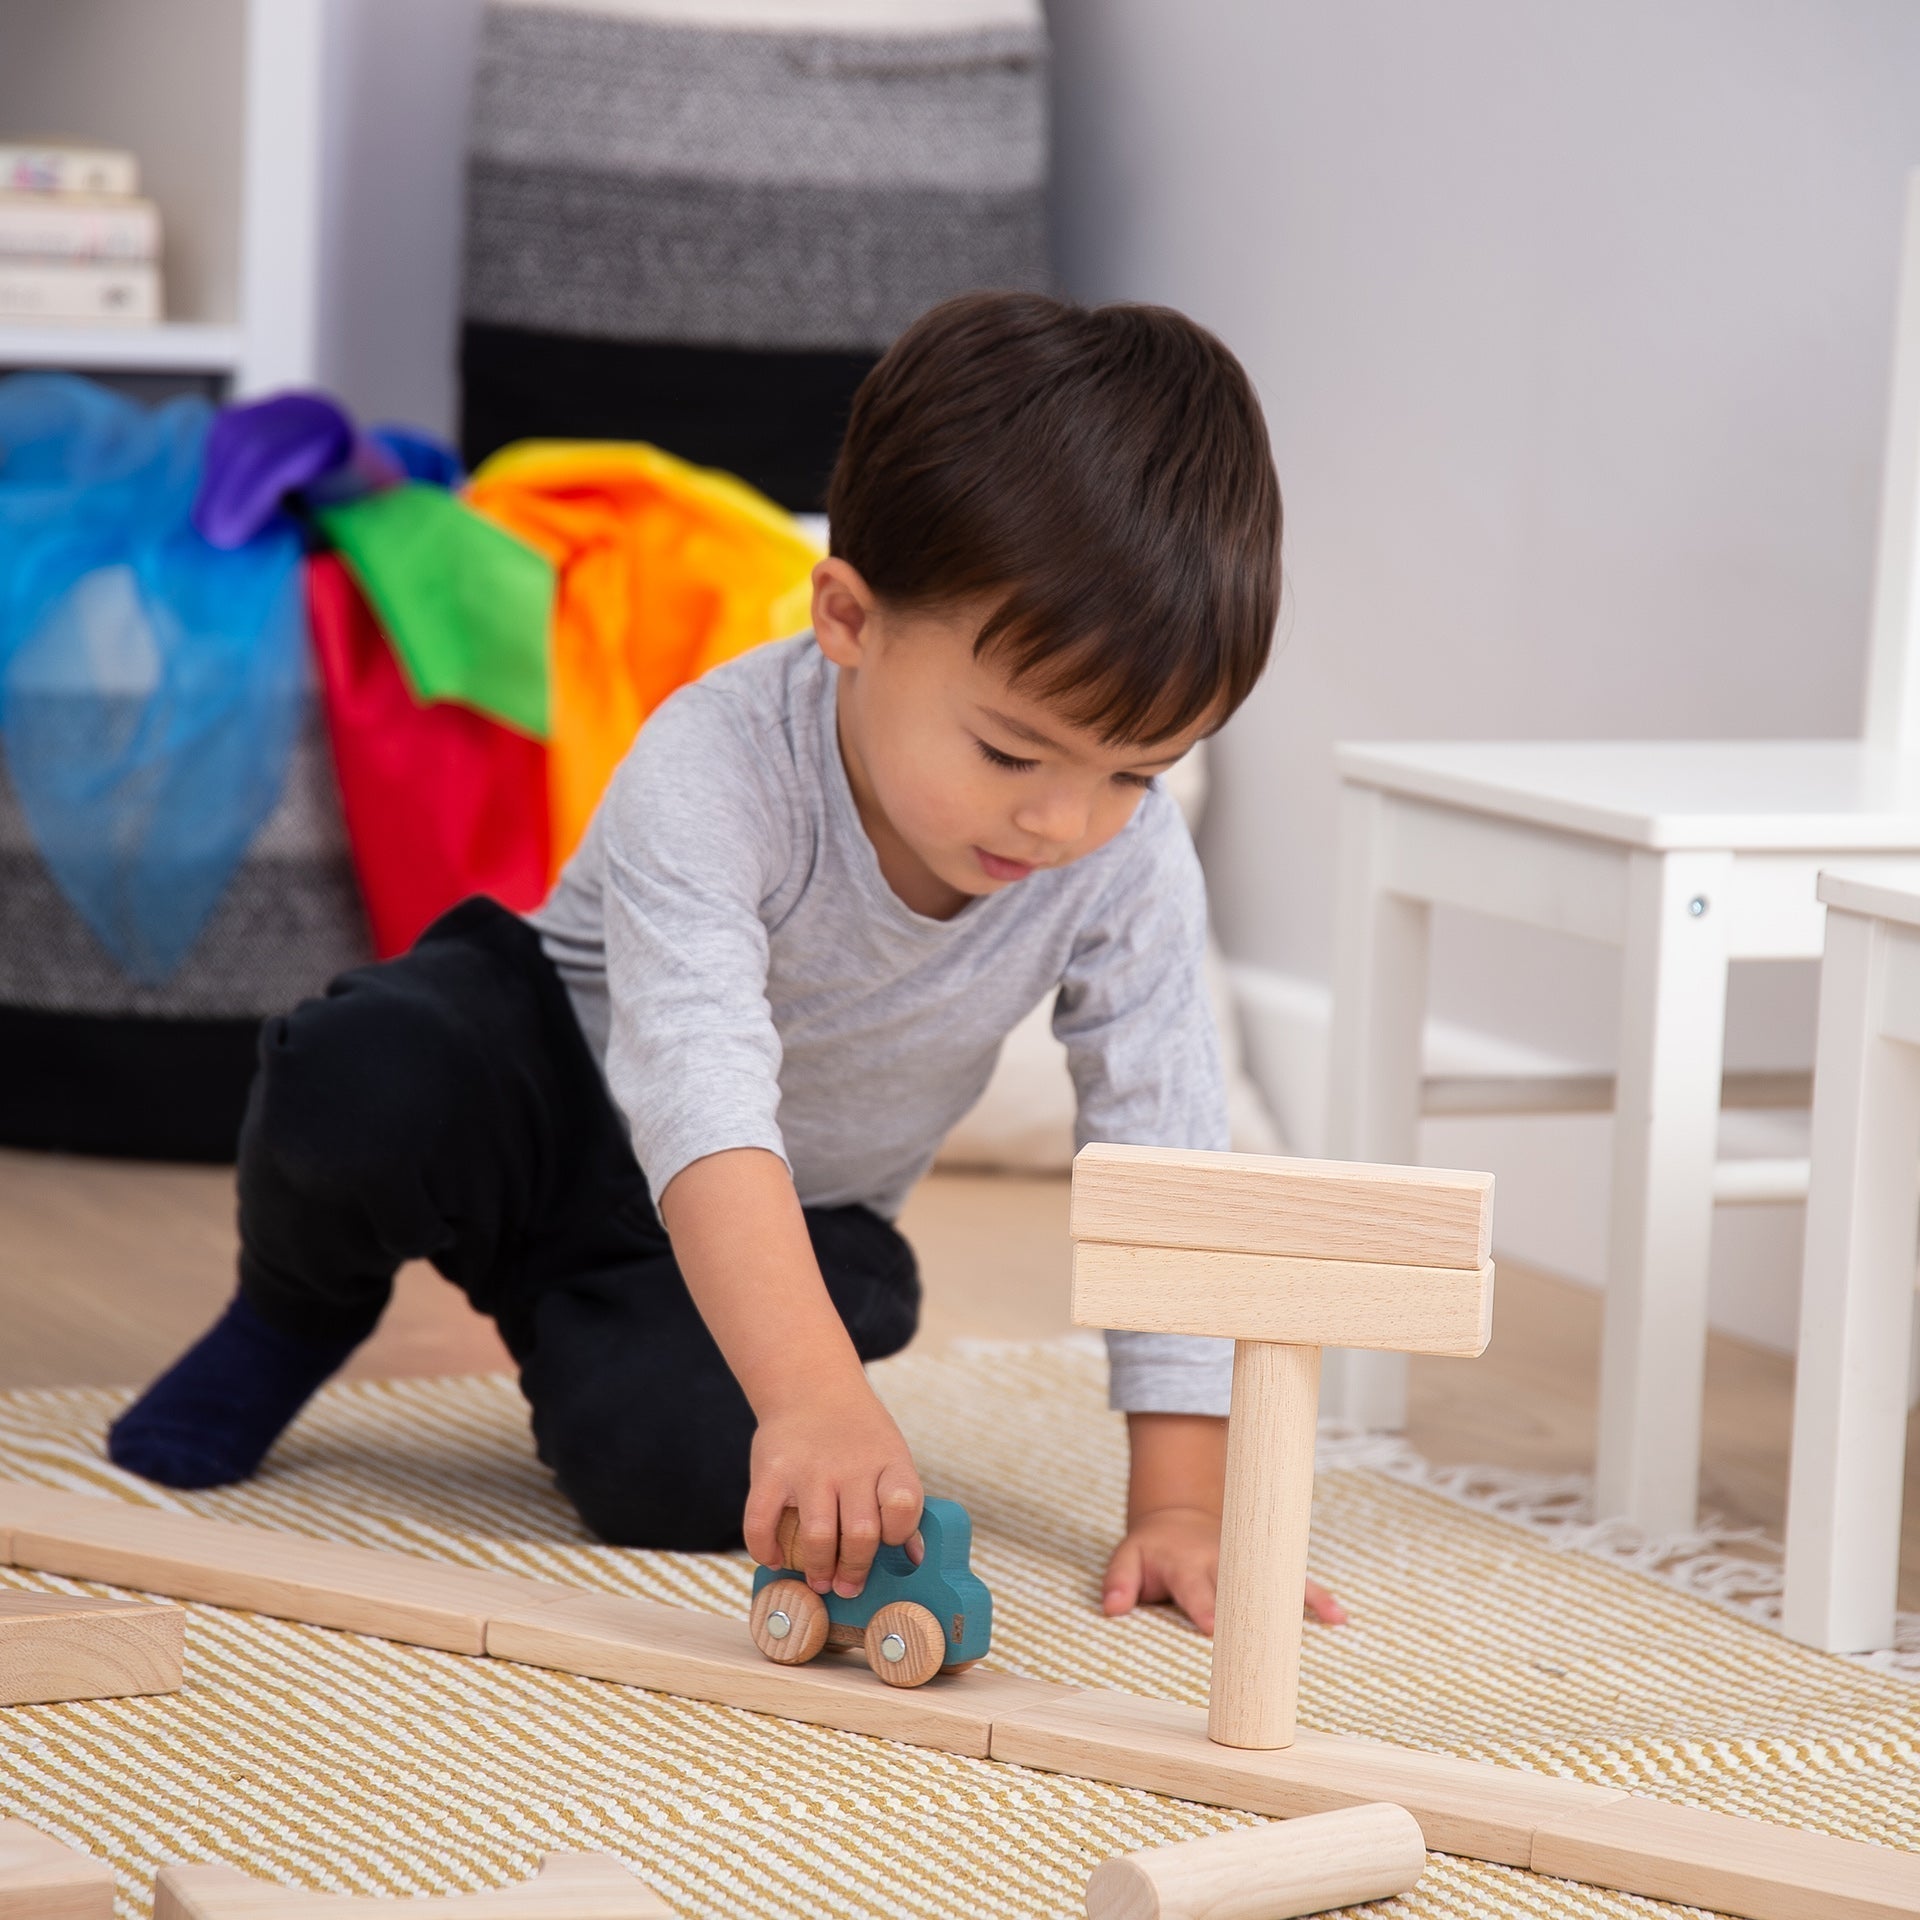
[306,554,550,957]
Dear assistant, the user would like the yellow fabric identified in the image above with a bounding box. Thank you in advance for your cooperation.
[465,442,822,878]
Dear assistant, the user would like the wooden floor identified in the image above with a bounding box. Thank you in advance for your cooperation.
[2,1145,1914,1609]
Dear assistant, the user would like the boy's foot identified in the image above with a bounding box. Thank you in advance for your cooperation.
[106,1293,362,1488]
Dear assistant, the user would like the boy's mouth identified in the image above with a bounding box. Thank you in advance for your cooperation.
[974,848,1036,883]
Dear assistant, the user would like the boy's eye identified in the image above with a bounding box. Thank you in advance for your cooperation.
[1114,772,1157,790]
[976,739,1039,772]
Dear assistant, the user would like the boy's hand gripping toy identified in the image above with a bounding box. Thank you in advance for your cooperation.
[748,1494,991,1688]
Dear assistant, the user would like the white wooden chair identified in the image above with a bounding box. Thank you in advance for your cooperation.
[1322,172,1920,1538]
[1782,861,1920,1652]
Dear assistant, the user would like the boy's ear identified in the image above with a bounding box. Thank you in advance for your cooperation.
[811,558,878,669]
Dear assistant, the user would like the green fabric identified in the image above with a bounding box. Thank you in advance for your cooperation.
[316,484,553,740]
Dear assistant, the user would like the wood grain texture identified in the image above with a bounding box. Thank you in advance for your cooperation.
[485,1590,1066,1758]
[0,1820,115,1920]
[0,1486,565,1655]
[152,1853,672,1920]
[1209,1343,1318,1750]
[0,1588,183,1705]
[0,1478,118,1561]
[1071,1244,1495,1355]
[990,1690,1624,1868]
[748,1579,829,1664]
[1082,1802,1426,1920]
[1530,1797,1920,1920]
[1070,1144,1493,1269]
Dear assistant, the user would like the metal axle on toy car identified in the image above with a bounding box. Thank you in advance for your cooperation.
[748,1494,992,1687]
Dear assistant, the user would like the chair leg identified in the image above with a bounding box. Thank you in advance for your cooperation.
[1323,783,1430,1428]
[1784,910,1920,1654]
[1595,849,1732,1533]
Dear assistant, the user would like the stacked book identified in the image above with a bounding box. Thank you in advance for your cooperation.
[0,141,161,325]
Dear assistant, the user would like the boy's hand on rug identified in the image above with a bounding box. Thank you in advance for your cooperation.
[1114,1411,1349,1633]
[743,1384,924,1600]
[1101,1509,1349,1632]
[1103,1503,1221,1631]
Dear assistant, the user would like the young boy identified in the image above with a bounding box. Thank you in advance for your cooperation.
[110,292,1339,1632]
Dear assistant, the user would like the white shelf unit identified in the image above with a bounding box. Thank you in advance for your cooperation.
[0,321,245,373]
[0,0,323,392]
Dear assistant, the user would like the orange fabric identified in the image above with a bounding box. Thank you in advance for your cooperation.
[465,440,820,877]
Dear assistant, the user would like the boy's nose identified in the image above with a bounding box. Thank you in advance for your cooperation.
[1013,790,1091,846]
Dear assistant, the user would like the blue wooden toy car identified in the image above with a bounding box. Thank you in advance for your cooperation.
[748,1494,992,1687]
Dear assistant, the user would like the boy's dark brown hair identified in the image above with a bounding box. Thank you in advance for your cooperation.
[827,291,1281,745]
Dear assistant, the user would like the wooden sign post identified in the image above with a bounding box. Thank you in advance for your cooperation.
[1070,1142,1496,1751]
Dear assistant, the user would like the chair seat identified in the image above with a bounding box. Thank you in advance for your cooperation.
[1337,740,1920,851]
[1817,859,1920,927]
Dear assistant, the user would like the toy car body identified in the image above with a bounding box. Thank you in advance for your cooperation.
[747,1495,992,1687]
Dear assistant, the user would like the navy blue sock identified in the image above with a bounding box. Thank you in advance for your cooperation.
[107,1293,364,1489]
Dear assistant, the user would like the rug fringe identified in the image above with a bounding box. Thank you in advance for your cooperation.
[1312,1421,1920,1680]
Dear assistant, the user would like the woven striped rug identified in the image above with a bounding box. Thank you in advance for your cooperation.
[1,1338,1916,1918]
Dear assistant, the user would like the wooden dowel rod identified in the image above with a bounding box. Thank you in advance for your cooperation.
[1083,1802,1426,1920]
[1209,1340,1320,1750]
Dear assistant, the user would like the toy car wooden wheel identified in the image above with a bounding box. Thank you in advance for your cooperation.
[749,1580,829,1665]
[863,1600,946,1687]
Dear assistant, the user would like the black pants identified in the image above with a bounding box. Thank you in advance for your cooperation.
[235,897,921,1549]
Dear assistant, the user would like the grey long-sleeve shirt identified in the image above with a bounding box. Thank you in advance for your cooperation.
[528,635,1233,1413]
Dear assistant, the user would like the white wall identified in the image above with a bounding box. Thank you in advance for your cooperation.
[1048,0,1920,1340]
[315,0,484,436]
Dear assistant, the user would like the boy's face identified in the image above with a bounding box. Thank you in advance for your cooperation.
[813,560,1209,919]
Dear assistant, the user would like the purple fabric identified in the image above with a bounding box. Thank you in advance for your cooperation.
[193,392,356,549]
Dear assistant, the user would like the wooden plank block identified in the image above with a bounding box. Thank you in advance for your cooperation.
[1531,1797,1920,1920]
[153,1852,673,1919]
[2,1486,566,1656]
[0,1479,119,1563]
[1071,1143,1493,1268]
[1084,1802,1427,1920]
[0,1820,115,1920]
[0,1587,183,1705]
[988,1689,1624,1868]
[487,1590,1070,1759]
[1072,1243,1495,1355]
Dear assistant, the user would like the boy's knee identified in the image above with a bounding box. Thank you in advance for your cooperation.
[554,1445,748,1552]
[240,985,467,1208]
[534,1379,751,1552]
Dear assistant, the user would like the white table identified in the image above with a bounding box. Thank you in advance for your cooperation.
[1782,862,1920,1651]
[1326,738,1920,1536]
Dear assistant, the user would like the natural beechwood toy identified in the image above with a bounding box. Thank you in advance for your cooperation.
[4,1147,1920,1920]
[749,1494,990,1686]
[0,1820,115,1920]
[1070,1141,1494,1749]
[0,1583,183,1705]
[1083,1802,1426,1920]
[153,1852,672,1920]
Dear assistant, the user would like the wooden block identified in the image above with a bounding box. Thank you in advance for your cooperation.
[1072,1243,1494,1355]
[1071,1144,1493,1269]
[0,1587,183,1705]
[989,1690,1624,1868]
[0,1479,119,1563]
[1531,1797,1920,1920]
[2,1487,565,1656]
[153,1852,672,1919]
[1084,1802,1427,1920]
[487,1589,1069,1758]
[0,1820,115,1920]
